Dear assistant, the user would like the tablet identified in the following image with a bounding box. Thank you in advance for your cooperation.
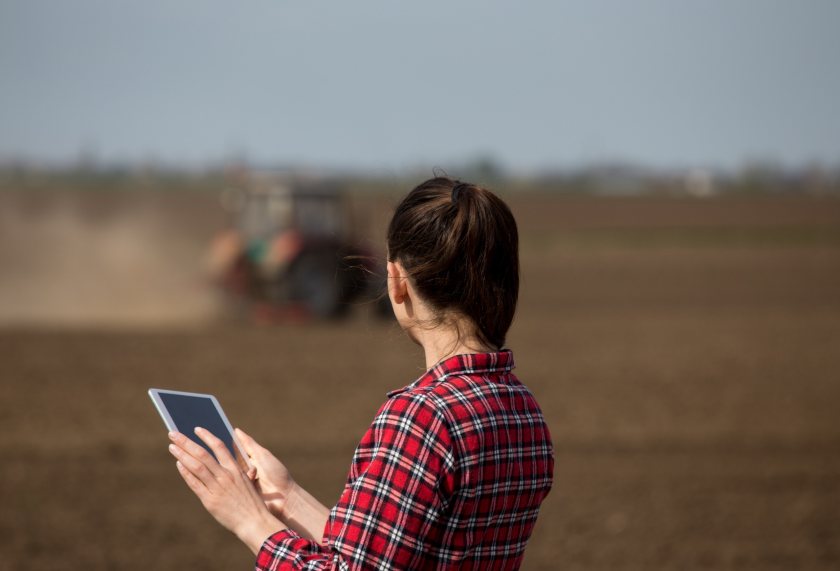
[148,388,253,473]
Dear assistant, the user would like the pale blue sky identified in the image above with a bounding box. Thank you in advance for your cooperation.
[1,1,839,171]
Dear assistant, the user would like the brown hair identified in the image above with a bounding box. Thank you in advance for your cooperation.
[386,177,519,349]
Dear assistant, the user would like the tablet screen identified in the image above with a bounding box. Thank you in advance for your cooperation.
[158,392,237,461]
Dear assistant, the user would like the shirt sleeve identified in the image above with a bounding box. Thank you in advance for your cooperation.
[254,392,455,571]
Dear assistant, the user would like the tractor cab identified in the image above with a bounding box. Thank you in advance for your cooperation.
[209,177,388,320]
[232,183,345,244]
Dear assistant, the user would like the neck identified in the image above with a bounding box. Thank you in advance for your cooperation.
[414,320,496,370]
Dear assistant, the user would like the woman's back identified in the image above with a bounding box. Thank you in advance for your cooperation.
[320,350,553,570]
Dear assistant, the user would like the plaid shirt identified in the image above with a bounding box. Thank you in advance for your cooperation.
[256,350,554,570]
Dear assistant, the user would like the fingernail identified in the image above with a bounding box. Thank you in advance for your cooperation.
[168,444,177,454]
[168,431,178,440]
[194,426,203,434]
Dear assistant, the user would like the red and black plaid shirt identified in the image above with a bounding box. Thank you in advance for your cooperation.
[256,350,554,570]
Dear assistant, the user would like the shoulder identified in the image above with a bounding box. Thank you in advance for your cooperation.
[363,390,456,480]
[374,388,452,437]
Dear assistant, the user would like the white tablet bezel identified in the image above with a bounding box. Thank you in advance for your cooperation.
[148,388,254,473]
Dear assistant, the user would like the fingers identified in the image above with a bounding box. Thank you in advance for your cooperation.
[176,460,208,498]
[234,429,260,481]
[192,427,240,473]
[234,427,263,456]
[168,431,225,483]
[169,431,218,464]
[169,441,219,490]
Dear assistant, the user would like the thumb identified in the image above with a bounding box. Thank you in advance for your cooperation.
[235,427,263,457]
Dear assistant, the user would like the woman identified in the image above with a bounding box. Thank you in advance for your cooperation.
[168,177,554,569]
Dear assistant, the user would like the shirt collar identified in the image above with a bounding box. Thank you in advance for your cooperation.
[387,349,515,398]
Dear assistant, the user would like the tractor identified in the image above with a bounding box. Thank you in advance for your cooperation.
[207,176,390,321]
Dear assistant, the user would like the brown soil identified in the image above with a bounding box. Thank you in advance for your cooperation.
[1,190,839,570]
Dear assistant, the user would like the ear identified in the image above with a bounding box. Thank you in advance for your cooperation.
[387,261,408,304]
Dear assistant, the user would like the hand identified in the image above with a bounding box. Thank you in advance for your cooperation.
[168,428,284,554]
[234,428,296,520]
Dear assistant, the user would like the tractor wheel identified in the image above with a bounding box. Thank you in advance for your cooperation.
[287,249,343,319]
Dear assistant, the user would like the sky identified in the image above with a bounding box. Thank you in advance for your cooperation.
[1,1,839,172]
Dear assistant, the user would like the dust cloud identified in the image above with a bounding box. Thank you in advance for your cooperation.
[0,190,227,328]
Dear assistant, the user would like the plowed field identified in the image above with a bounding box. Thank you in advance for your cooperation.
[2,190,839,570]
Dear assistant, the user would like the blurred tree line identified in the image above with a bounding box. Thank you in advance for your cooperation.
[1,159,838,196]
